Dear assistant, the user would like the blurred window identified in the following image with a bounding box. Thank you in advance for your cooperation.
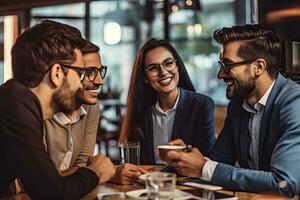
[0,15,18,84]
[31,3,85,37]
[90,1,164,102]
[30,0,236,106]
[169,0,236,105]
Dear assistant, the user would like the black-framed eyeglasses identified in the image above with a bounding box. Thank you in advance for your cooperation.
[85,66,107,82]
[145,58,177,77]
[59,63,86,81]
[218,59,255,73]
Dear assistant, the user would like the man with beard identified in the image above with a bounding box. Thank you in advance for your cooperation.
[45,41,106,175]
[0,20,115,200]
[166,24,300,197]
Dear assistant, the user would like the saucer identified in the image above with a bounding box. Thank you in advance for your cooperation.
[125,189,193,200]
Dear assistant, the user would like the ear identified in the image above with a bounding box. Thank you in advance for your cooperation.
[253,58,267,76]
[220,47,224,59]
[49,64,64,87]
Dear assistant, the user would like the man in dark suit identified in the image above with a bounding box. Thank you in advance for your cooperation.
[167,24,300,197]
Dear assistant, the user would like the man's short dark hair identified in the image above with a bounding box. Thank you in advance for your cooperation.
[11,20,86,87]
[214,24,281,78]
[82,41,100,54]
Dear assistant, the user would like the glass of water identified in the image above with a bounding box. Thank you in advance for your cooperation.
[119,142,140,165]
[145,172,176,200]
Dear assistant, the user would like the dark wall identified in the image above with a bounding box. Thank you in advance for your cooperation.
[259,0,300,42]
[258,0,300,81]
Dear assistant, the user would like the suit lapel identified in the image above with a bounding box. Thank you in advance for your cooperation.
[171,89,188,140]
[258,74,288,167]
[142,109,155,164]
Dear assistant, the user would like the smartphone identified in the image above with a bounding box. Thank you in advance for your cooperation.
[97,192,125,200]
[184,188,238,200]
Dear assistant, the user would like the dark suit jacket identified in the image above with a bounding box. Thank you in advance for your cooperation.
[209,73,300,197]
[133,88,216,164]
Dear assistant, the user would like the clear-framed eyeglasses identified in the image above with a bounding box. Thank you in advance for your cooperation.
[144,58,177,77]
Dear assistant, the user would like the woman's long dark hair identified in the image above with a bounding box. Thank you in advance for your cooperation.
[119,38,195,142]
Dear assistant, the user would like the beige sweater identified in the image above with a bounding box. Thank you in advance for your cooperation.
[44,103,100,172]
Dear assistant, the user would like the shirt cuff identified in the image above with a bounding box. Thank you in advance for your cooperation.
[201,157,218,181]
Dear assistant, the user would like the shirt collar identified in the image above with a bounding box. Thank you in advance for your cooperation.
[242,80,275,113]
[257,80,275,106]
[53,106,87,125]
[154,88,180,115]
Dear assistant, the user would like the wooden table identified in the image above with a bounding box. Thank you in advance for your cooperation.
[81,182,298,200]
[1,166,298,200]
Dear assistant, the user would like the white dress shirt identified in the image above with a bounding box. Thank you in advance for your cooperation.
[152,89,180,164]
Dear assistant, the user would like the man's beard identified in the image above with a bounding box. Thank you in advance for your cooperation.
[74,92,86,107]
[53,80,79,113]
[228,76,256,100]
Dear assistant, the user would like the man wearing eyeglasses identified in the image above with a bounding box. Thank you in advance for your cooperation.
[167,24,300,197]
[45,41,108,176]
[0,20,115,200]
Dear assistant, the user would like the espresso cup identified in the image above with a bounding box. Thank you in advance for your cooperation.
[158,145,187,162]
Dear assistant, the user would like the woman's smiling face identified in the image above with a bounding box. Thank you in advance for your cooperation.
[144,47,179,95]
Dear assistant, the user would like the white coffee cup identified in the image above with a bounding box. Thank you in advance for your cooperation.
[157,145,187,162]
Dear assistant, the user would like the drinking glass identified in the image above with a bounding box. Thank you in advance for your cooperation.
[119,142,140,165]
[145,172,176,200]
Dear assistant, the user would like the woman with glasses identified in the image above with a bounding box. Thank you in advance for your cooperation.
[44,41,108,176]
[111,38,216,184]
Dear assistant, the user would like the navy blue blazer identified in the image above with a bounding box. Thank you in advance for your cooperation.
[135,88,216,164]
[209,73,300,197]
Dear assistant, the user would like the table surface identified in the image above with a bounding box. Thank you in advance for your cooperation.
[1,165,298,200]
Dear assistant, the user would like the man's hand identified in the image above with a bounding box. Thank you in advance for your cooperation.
[167,148,207,178]
[168,139,186,146]
[86,154,115,184]
[110,163,147,185]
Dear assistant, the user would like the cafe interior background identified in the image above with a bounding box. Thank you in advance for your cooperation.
[0,0,299,163]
